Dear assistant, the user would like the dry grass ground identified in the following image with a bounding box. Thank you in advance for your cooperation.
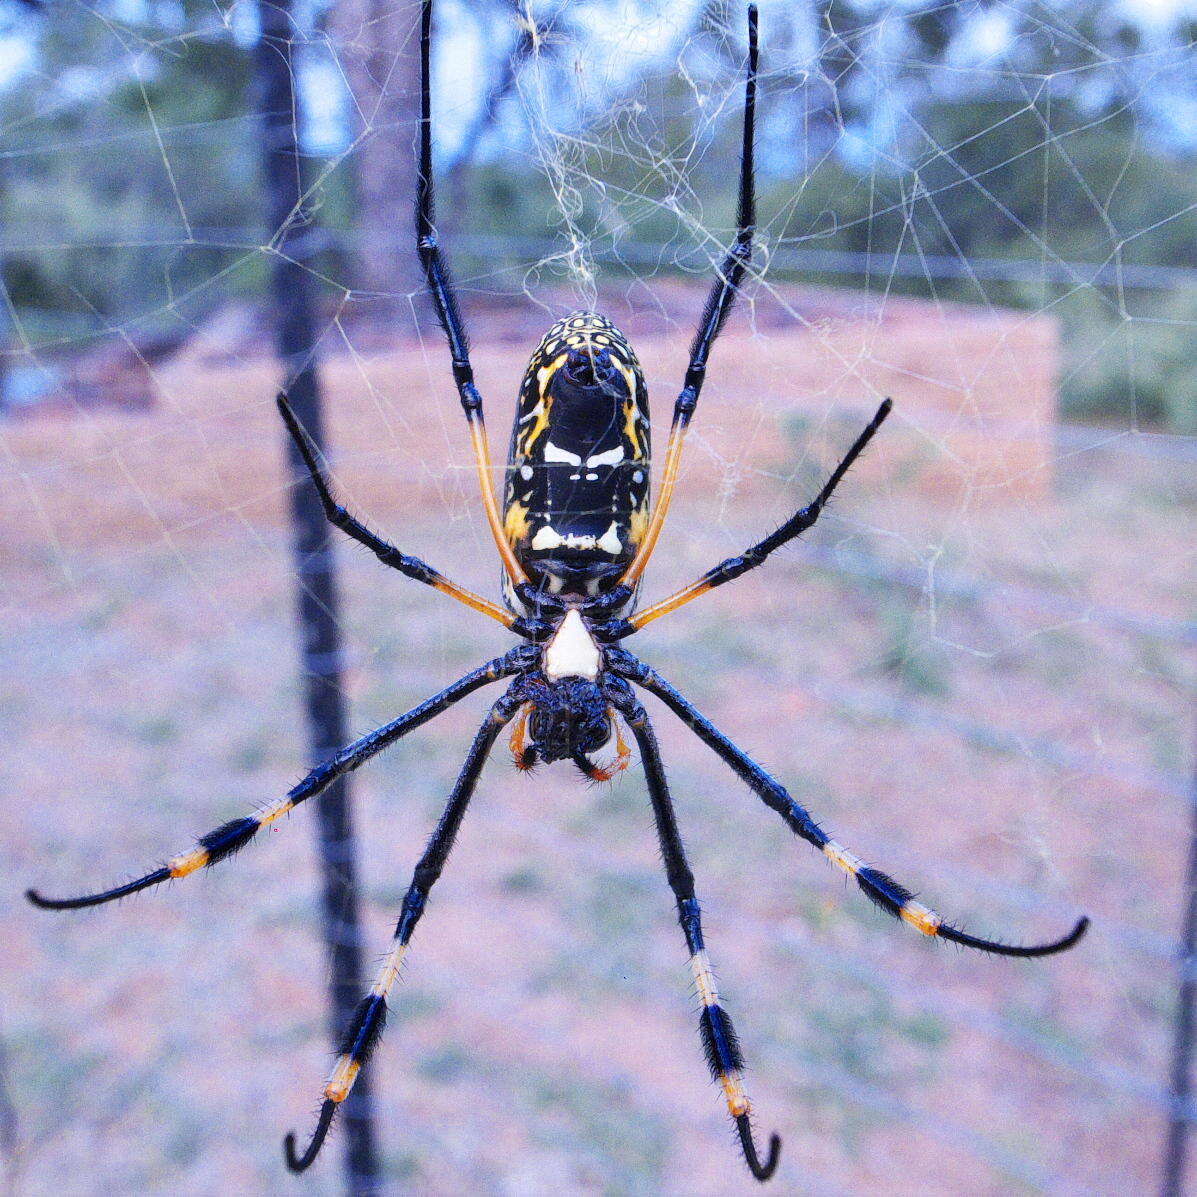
[2,290,1194,1194]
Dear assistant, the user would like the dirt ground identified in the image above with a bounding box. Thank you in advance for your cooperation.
[2,290,1194,1195]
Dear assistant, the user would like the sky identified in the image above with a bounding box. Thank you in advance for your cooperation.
[1,0,1194,157]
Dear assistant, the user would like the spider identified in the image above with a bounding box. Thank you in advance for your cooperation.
[26,0,1089,1182]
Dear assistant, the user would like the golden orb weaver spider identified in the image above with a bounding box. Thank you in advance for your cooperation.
[26,0,1090,1181]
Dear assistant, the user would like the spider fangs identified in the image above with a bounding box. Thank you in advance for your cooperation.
[25,0,1089,1184]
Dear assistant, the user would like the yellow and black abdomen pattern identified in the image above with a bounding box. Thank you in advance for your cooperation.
[503,312,650,602]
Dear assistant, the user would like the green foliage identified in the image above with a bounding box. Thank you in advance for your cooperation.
[1063,287,1197,433]
[869,603,952,699]
[0,1,265,335]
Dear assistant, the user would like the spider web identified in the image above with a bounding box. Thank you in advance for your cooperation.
[1,0,1195,1191]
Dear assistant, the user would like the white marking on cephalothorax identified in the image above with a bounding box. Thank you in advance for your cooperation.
[544,609,601,681]
[544,442,582,466]
[586,445,624,468]
[632,470,644,484]
[519,464,533,481]
[585,472,598,481]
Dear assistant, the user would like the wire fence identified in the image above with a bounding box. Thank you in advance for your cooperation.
[4,223,1194,1191]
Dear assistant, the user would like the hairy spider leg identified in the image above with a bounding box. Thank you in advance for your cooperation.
[617,693,780,1182]
[622,4,758,587]
[631,399,893,631]
[26,651,528,910]
[417,0,528,588]
[277,394,517,629]
[610,652,1089,958]
[285,682,525,1172]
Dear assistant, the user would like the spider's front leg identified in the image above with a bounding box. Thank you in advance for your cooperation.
[622,5,759,588]
[285,679,525,1171]
[607,678,781,1183]
[415,0,529,590]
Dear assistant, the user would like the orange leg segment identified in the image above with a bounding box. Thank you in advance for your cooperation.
[468,414,530,588]
[621,418,690,586]
[509,703,533,769]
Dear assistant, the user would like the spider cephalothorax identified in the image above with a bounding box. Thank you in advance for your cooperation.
[27,0,1089,1184]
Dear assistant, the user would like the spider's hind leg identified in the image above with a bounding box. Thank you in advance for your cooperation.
[27,653,521,911]
[415,0,528,589]
[616,693,781,1183]
[286,681,524,1172]
[621,4,760,588]
[612,652,1089,960]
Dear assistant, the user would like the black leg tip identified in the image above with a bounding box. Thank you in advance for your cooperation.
[938,912,1091,958]
[277,393,299,432]
[759,1132,782,1181]
[877,396,893,420]
[283,1132,301,1172]
[24,886,96,911]
[736,1115,781,1182]
[284,1099,337,1173]
[1032,913,1090,956]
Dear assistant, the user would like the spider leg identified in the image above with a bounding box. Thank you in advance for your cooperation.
[416,0,528,588]
[623,5,758,586]
[608,651,1089,958]
[613,692,780,1182]
[26,650,531,910]
[285,681,523,1173]
[629,399,892,631]
[277,394,517,629]
[570,708,632,782]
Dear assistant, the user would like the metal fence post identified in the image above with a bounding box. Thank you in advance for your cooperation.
[253,4,380,1191]
[1162,713,1197,1197]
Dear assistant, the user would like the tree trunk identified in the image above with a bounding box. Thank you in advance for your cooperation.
[334,0,425,314]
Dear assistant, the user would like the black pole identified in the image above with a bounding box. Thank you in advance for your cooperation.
[1162,712,1197,1197]
[253,4,379,1191]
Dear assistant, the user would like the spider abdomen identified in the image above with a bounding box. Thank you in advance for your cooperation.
[503,312,650,607]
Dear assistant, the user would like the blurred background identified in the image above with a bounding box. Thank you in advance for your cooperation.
[1,0,1195,1192]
